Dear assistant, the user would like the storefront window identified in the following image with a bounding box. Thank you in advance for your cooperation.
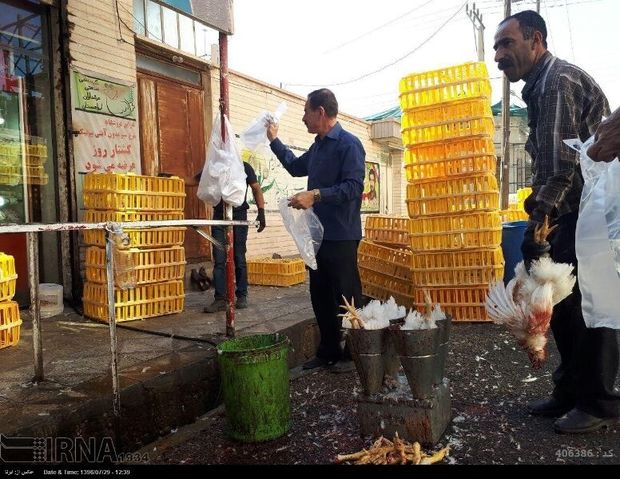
[0,1,58,300]
[0,1,56,224]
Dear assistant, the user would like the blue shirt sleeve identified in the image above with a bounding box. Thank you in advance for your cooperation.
[269,138,310,177]
[319,141,365,204]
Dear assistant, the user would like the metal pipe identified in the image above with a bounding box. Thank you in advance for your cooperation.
[27,232,43,382]
[219,32,235,337]
[0,219,255,234]
[501,0,512,209]
[105,228,121,418]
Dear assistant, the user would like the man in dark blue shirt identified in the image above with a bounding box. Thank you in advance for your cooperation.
[267,88,365,372]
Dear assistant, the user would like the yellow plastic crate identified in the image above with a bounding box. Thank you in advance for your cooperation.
[412,248,504,286]
[357,240,413,282]
[246,257,306,275]
[406,174,500,217]
[399,63,491,109]
[500,209,529,222]
[401,98,492,129]
[0,301,22,349]
[405,155,497,182]
[84,172,185,194]
[404,137,496,165]
[364,215,412,248]
[82,280,185,323]
[414,286,490,322]
[401,117,495,147]
[0,253,16,279]
[399,62,489,92]
[82,210,185,248]
[83,173,185,211]
[246,257,307,286]
[409,212,502,251]
[0,253,17,302]
[360,267,415,309]
[248,271,306,287]
[85,246,186,285]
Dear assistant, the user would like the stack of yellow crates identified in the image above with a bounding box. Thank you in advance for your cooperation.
[0,253,21,349]
[399,62,503,321]
[358,215,415,307]
[81,173,187,322]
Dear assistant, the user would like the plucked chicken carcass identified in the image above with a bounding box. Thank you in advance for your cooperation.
[485,218,576,368]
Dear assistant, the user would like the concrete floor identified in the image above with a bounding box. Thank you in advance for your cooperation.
[0,280,318,452]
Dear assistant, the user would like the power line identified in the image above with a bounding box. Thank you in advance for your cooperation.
[285,0,468,88]
[323,0,435,54]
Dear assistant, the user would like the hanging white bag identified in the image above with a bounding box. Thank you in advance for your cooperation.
[197,115,247,207]
[574,135,620,329]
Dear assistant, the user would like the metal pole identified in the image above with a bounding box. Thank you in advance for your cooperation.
[27,232,43,382]
[536,0,541,13]
[467,3,485,62]
[105,229,121,418]
[219,32,235,338]
[501,0,512,209]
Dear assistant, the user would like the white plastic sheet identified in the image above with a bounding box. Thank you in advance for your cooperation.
[278,197,323,270]
[197,115,247,207]
[574,136,620,329]
[240,102,287,152]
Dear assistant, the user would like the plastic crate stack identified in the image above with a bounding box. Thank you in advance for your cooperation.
[81,173,187,323]
[399,62,503,321]
[0,253,21,349]
[500,186,531,222]
[247,257,306,287]
[358,215,415,308]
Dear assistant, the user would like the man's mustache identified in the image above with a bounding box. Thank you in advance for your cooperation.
[497,60,513,71]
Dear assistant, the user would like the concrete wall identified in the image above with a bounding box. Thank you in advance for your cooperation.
[67,0,137,82]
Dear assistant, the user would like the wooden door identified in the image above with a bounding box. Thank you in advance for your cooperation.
[137,73,210,261]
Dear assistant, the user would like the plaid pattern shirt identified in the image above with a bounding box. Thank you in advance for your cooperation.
[522,52,610,223]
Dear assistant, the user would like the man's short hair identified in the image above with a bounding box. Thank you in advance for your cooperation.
[307,89,338,118]
[501,10,548,49]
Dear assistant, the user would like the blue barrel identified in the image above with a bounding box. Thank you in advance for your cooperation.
[501,220,528,284]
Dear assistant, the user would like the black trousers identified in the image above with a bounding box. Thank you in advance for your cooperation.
[309,240,362,362]
[549,212,620,418]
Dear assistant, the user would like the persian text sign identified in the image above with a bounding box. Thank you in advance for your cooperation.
[71,70,140,173]
[73,70,136,119]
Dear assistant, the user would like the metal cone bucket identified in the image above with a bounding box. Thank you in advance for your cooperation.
[346,329,385,395]
[392,328,440,399]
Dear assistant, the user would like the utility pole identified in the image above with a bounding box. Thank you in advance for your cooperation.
[536,0,541,13]
[500,0,511,209]
[466,3,485,61]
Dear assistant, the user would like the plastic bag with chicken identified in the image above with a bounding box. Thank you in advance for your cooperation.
[485,217,576,368]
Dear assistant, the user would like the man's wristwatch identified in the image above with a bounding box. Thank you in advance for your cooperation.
[312,188,321,203]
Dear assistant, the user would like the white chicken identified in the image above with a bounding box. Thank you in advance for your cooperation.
[485,218,576,369]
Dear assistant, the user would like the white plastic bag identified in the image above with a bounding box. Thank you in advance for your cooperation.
[240,102,287,152]
[197,115,247,207]
[278,197,324,270]
[575,135,620,329]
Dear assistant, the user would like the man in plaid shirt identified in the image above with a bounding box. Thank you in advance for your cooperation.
[494,10,619,434]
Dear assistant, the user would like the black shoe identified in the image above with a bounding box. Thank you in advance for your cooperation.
[302,357,329,370]
[236,296,248,309]
[328,359,355,374]
[203,298,227,313]
[554,408,620,434]
[527,397,574,417]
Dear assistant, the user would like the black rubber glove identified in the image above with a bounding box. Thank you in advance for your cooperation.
[521,222,551,272]
[256,208,266,233]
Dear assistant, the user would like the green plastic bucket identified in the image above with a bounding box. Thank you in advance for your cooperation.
[217,333,291,442]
